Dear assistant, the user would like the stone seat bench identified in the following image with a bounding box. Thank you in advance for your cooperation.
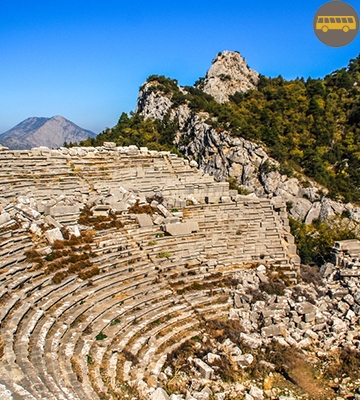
[95,254,145,273]
[185,291,230,311]
[0,262,33,284]
[91,298,189,390]
[76,267,157,304]
[29,349,72,400]
[59,284,171,382]
[119,310,198,368]
[0,233,31,249]
[58,275,160,333]
[12,312,64,400]
[93,240,129,254]
[101,289,175,341]
[86,288,176,353]
[0,354,40,400]
[147,328,201,381]
[0,294,21,323]
[126,310,196,379]
[7,270,44,292]
[134,319,201,384]
[147,241,205,257]
[33,277,87,311]
[33,290,166,398]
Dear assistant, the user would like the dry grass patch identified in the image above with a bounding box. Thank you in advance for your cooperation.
[0,337,4,359]
[71,356,83,383]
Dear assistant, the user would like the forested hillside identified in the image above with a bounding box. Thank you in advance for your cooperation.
[81,54,360,203]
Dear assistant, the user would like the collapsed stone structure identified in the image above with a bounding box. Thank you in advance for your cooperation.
[0,143,302,399]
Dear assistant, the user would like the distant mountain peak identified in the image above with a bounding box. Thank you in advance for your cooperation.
[0,116,96,150]
[197,50,259,103]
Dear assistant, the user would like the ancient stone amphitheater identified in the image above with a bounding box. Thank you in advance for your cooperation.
[0,143,299,399]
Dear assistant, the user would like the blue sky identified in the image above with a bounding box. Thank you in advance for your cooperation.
[0,0,359,134]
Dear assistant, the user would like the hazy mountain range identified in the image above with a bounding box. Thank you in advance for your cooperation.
[0,115,97,150]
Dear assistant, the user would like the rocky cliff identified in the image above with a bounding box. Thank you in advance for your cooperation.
[197,50,259,103]
[0,115,96,150]
[136,51,360,226]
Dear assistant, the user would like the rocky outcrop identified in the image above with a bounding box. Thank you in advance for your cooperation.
[198,51,259,103]
[136,82,174,121]
[136,59,360,225]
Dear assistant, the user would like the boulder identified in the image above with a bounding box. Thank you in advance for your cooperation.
[249,386,264,400]
[305,202,321,224]
[261,324,285,338]
[103,142,117,149]
[261,170,281,194]
[278,178,300,197]
[191,358,215,380]
[295,302,317,315]
[239,333,262,349]
[290,198,312,221]
[206,353,221,365]
[232,353,254,368]
[332,318,348,334]
[150,388,170,400]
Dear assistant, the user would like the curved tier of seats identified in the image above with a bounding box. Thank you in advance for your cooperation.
[0,145,297,399]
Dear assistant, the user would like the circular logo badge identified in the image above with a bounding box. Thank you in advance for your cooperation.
[313,1,359,47]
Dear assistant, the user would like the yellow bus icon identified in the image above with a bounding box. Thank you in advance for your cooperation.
[316,16,357,32]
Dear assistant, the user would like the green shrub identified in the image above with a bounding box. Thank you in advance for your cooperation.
[157,252,173,258]
[95,332,107,341]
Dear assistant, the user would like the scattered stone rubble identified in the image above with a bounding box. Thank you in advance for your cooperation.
[157,249,360,399]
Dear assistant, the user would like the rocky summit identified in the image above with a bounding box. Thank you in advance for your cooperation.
[198,50,259,103]
[0,115,96,150]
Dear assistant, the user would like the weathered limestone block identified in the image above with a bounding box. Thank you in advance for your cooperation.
[153,215,165,225]
[239,333,262,349]
[249,386,264,400]
[157,204,172,218]
[261,170,281,194]
[68,225,81,237]
[290,198,312,221]
[295,302,317,315]
[15,204,41,220]
[278,178,300,197]
[150,388,170,400]
[45,215,63,229]
[30,223,42,236]
[0,212,11,227]
[232,353,254,368]
[261,324,285,338]
[191,358,215,380]
[206,353,221,365]
[136,214,153,227]
[103,142,117,149]
[50,205,79,216]
[92,205,111,216]
[331,318,348,334]
[165,221,199,236]
[45,228,64,244]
